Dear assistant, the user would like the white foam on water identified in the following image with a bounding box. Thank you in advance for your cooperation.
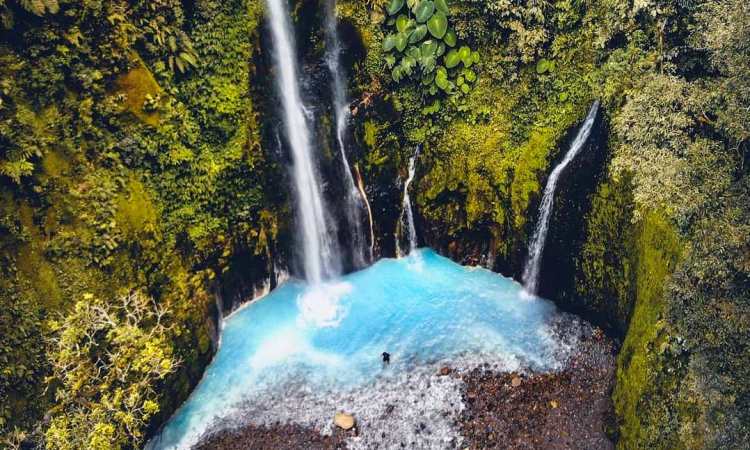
[297,281,352,328]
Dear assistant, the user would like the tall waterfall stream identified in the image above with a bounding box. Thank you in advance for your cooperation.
[266,0,339,283]
[522,102,600,294]
[324,0,371,268]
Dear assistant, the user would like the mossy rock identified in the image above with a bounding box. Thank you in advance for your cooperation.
[115,59,162,127]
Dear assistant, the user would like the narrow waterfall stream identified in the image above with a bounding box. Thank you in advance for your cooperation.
[522,101,600,294]
[267,0,339,283]
[324,0,371,268]
[353,163,376,258]
[397,146,421,257]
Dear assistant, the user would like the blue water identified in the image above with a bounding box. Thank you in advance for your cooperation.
[149,249,567,449]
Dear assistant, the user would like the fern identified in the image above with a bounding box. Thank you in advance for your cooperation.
[17,0,58,16]
[0,159,34,183]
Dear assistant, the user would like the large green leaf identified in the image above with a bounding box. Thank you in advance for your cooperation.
[536,58,552,74]
[427,11,447,39]
[420,39,438,57]
[387,0,405,15]
[464,68,477,82]
[443,29,456,47]
[435,72,449,90]
[434,0,449,15]
[396,33,409,52]
[444,49,460,68]
[396,14,410,32]
[383,34,398,51]
[409,24,428,43]
[407,46,421,59]
[420,55,436,73]
[392,66,402,82]
[436,42,446,57]
[415,0,435,23]
[458,46,471,63]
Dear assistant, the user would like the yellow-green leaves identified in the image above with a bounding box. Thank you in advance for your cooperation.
[536,58,555,75]
[445,49,460,68]
[18,0,59,16]
[443,29,456,47]
[427,11,447,38]
[45,292,178,450]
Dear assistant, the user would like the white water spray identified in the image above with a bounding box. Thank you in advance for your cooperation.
[522,101,600,294]
[397,146,421,257]
[267,0,339,283]
[324,0,371,268]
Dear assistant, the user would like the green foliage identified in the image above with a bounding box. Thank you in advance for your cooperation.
[0,289,45,435]
[18,0,58,17]
[0,0,275,447]
[611,74,734,226]
[381,0,478,98]
[45,292,178,450]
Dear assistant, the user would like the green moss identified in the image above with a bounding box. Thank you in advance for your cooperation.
[510,126,556,231]
[576,176,637,331]
[613,210,683,448]
[41,148,71,179]
[115,178,158,240]
[16,203,63,309]
[115,60,162,127]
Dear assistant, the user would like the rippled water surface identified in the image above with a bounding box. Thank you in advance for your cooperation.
[150,249,569,449]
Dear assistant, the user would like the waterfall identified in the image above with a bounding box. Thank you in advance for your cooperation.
[353,164,376,258]
[522,101,600,294]
[324,0,370,268]
[397,146,421,257]
[266,0,339,283]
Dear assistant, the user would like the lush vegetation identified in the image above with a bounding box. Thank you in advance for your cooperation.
[0,0,279,447]
[1,0,747,448]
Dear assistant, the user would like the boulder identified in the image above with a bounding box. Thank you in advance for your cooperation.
[334,412,356,430]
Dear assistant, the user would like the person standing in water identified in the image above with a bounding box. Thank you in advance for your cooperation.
[382,352,390,365]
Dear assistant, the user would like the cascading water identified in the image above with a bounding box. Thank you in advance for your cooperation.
[324,0,371,268]
[353,164,375,257]
[267,0,339,283]
[396,146,421,257]
[522,101,600,294]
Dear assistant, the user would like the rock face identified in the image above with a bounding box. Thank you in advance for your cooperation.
[334,412,356,430]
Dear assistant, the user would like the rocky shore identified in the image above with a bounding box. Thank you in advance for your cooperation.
[458,325,616,449]
[195,318,615,450]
